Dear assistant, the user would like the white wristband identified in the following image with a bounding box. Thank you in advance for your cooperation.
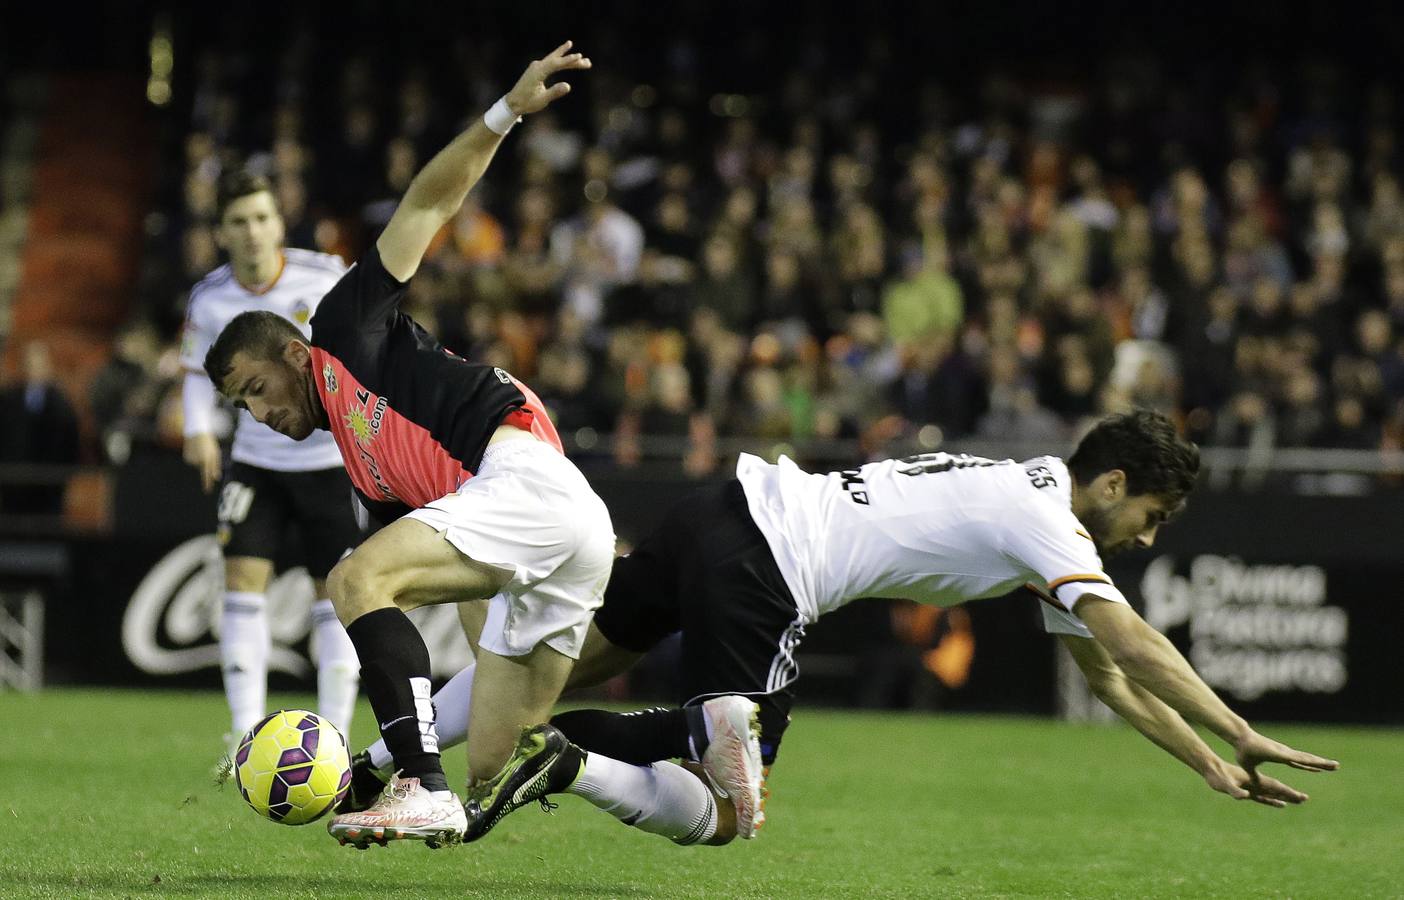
[484,97,520,136]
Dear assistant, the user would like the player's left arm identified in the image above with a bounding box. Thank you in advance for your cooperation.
[377,42,590,282]
[1059,633,1312,807]
[1074,595,1339,781]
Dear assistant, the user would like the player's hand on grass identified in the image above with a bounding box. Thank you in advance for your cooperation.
[1203,759,1310,808]
[505,41,592,116]
[1234,730,1339,778]
[183,432,222,493]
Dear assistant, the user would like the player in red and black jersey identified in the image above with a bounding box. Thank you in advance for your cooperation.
[205,44,751,850]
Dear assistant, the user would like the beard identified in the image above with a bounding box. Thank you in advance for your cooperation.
[1078,504,1131,559]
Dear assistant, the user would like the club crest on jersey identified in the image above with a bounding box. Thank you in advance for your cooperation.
[292,300,312,324]
[322,363,338,394]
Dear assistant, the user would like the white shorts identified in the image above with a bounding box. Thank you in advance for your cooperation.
[404,438,615,659]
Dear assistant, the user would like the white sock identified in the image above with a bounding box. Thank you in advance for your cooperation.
[311,598,360,735]
[568,755,718,845]
[367,662,475,772]
[220,591,269,736]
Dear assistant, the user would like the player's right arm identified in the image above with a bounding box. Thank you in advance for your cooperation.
[179,289,222,493]
[375,42,590,283]
[182,372,222,493]
[1005,499,1337,790]
[1074,596,1339,782]
[1058,633,1313,807]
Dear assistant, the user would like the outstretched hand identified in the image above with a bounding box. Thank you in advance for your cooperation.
[1204,760,1312,808]
[1198,730,1339,808]
[1236,730,1339,776]
[506,41,592,117]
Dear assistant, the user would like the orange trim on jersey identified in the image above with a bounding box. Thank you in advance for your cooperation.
[1047,572,1111,591]
[1074,528,1093,542]
[235,252,287,296]
[1025,582,1062,609]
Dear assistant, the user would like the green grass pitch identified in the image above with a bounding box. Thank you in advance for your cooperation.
[0,688,1399,899]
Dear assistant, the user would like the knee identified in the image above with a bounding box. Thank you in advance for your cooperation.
[224,558,271,594]
[326,553,392,624]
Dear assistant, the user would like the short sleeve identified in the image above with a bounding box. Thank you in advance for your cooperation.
[179,290,214,372]
[1003,501,1129,617]
[309,245,409,338]
[1040,600,1094,637]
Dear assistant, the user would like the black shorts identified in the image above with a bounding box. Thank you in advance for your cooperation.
[594,479,804,764]
[216,462,364,579]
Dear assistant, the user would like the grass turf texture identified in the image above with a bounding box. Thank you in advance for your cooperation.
[0,689,1397,899]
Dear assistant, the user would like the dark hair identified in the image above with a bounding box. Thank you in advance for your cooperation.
[204,311,304,386]
[216,169,276,221]
[1067,409,1200,502]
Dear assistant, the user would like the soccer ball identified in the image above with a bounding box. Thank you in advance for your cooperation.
[233,710,351,825]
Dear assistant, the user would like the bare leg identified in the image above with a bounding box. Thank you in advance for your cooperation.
[466,641,574,782]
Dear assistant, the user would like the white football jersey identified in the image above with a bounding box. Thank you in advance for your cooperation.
[735,452,1129,638]
[179,249,346,472]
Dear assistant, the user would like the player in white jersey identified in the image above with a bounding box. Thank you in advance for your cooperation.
[347,409,1337,844]
[180,170,363,746]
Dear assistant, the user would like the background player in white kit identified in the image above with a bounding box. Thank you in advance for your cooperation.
[356,410,1336,844]
[181,171,363,746]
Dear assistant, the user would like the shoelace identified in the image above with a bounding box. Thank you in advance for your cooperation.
[379,776,416,806]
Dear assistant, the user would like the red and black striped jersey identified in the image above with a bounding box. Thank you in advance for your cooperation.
[310,246,561,523]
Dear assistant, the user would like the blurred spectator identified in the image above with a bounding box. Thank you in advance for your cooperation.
[1277,367,1327,447]
[426,194,506,272]
[888,335,986,438]
[536,342,604,434]
[691,234,756,333]
[0,342,80,515]
[89,322,165,442]
[977,345,1064,441]
[1181,287,1241,437]
[882,239,964,344]
[830,202,887,315]
[102,19,1404,465]
[1321,395,1379,449]
[551,189,644,328]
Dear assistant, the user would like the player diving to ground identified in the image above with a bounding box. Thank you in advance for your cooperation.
[345,409,1338,844]
[204,42,759,850]
[180,169,363,749]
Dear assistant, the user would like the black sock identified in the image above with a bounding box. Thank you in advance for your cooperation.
[346,608,448,792]
[550,707,697,764]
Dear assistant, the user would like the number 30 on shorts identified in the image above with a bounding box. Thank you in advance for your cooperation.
[218,481,256,525]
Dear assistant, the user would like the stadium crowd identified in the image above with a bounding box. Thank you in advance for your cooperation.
[86,15,1404,472]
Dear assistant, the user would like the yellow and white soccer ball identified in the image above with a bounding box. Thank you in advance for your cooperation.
[233,709,351,825]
